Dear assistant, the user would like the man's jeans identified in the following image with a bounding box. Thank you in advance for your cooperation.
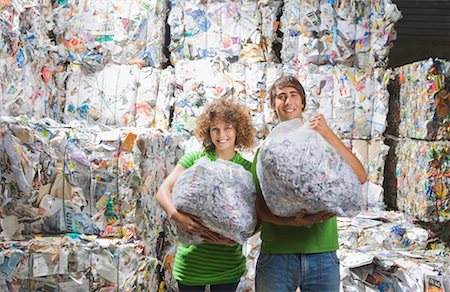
[255,252,340,292]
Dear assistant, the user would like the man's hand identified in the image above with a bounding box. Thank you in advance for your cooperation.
[289,210,335,226]
[309,114,332,137]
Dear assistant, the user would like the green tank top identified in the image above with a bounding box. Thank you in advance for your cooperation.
[173,150,252,285]
[250,149,339,254]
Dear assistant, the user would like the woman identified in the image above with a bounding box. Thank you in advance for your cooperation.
[156,98,256,292]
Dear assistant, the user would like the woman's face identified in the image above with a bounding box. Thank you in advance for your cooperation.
[209,119,236,151]
[274,86,304,121]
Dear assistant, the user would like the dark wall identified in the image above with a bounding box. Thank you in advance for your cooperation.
[389,0,450,67]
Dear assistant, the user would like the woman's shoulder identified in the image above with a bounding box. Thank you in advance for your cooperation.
[178,150,207,168]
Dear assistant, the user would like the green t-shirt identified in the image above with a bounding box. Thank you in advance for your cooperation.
[173,150,252,286]
[250,149,339,254]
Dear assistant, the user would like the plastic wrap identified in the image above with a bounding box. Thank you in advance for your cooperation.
[172,157,256,244]
[256,118,364,217]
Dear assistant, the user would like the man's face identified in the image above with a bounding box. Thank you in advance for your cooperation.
[274,86,304,122]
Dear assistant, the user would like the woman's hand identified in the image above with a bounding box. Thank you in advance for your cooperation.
[172,211,209,234]
[289,209,335,226]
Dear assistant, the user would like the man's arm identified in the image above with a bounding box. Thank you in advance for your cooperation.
[309,114,368,183]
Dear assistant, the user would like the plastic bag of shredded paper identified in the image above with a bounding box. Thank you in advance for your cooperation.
[172,157,256,244]
[256,118,365,217]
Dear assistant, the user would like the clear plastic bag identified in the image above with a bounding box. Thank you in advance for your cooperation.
[257,118,365,217]
[172,157,256,244]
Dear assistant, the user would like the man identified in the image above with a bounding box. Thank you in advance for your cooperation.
[251,75,367,292]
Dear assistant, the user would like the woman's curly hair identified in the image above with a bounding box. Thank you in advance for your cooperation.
[194,98,256,151]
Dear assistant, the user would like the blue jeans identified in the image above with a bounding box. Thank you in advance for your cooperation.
[255,252,340,292]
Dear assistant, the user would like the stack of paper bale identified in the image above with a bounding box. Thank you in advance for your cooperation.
[392,59,450,223]
[279,0,400,211]
[0,236,162,291]
[168,0,282,64]
[280,0,401,67]
[396,59,450,140]
[0,116,184,290]
[293,64,391,210]
[0,1,67,121]
[53,0,168,68]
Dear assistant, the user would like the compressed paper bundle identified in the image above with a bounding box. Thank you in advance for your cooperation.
[137,129,184,246]
[0,1,67,120]
[54,0,168,67]
[135,67,162,127]
[172,157,256,244]
[349,139,389,211]
[136,66,175,129]
[0,117,185,240]
[168,0,281,64]
[257,118,364,217]
[0,117,72,238]
[396,58,450,140]
[280,0,401,67]
[0,237,161,291]
[172,57,284,139]
[64,64,140,126]
[64,64,167,127]
[396,139,450,221]
[285,63,390,140]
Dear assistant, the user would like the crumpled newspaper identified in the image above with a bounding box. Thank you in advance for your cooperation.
[172,157,256,244]
[257,118,365,217]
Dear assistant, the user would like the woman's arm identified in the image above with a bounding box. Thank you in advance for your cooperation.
[156,164,208,234]
[309,114,368,183]
[157,163,240,245]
